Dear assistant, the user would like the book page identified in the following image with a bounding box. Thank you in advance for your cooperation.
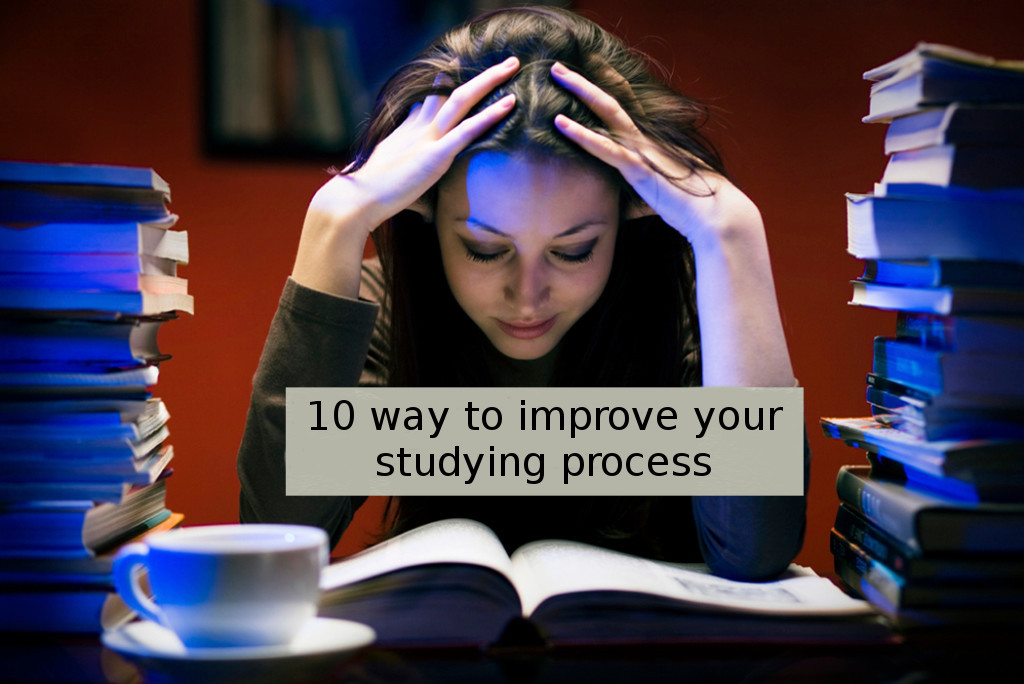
[510,540,873,617]
[320,518,514,592]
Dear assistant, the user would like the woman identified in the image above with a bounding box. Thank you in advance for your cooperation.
[238,6,807,581]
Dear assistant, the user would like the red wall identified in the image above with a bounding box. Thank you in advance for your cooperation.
[2,1,1022,576]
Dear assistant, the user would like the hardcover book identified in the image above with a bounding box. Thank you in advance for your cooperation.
[883,104,1024,154]
[863,43,1024,122]
[319,518,886,648]
[871,335,1024,398]
[880,144,1024,190]
[846,191,1024,263]
[833,504,1024,581]
[822,416,1024,482]
[850,279,1024,316]
[834,465,1024,555]
[861,259,1024,290]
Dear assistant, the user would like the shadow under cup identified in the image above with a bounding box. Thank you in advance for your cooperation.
[113,524,328,648]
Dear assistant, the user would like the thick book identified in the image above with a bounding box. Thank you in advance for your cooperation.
[833,541,1024,610]
[0,218,187,261]
[895,311,1024,353]
[880,144,1024,190]
[0,455,173,505]
[0,285,194,316]
[866,384,1024,442]
[0,184,172,224]
[0,161,170,195]
[863,43,1024,122]
[0,480,170,556]
[0,511,183,585]
[0,271,186,293]
[833,505,1024,582]
[0,586,135,634]
[846,192,1024,263]
[884,104,1024,154]
[850,279,1024,316]
[822,416,1024,489]
[0,318,169,369]
[867,452,1024,504]
[862,259,1024,290]
[2,442,174,489]
[0,160,172,224]
[319,518,885,648]
[1,402,170,458]
[871,336,1024,398]
[0,251,178,275]
[866,371,1024,411]
[835,465,1024,555]
[0,364,158,397]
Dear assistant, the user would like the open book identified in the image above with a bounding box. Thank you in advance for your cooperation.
[319,519,890,648]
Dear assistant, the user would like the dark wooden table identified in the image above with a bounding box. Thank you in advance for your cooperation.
[1,628,1019,683]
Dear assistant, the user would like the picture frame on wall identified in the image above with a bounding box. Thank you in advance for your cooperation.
[201,0,571,161]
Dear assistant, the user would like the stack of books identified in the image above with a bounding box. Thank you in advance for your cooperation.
[821,43,1024,628]
[0,161,190,633]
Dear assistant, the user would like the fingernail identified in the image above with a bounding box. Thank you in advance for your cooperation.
[500,94,516,107]
[503,56,519,69]
[551,62,568,76]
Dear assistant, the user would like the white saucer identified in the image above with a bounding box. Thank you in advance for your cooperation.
[102,617,375,682]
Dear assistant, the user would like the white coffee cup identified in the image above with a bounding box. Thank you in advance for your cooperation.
[112,523,328,648]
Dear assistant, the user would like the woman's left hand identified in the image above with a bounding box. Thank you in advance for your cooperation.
[551,61,795,388]
[549,61,759,254]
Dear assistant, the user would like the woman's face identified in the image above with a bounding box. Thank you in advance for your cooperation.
[435,152,619,360]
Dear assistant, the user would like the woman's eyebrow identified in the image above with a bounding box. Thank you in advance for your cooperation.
[465,217,609,238]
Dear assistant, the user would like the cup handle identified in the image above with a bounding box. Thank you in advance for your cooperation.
[112,542,165,626]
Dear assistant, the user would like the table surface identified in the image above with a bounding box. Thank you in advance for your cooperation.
[2,627,1022,684]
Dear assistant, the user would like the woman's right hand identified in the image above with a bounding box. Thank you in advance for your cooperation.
[292,57,520,298]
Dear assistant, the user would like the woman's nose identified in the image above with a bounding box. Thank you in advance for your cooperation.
[504,260,550,314]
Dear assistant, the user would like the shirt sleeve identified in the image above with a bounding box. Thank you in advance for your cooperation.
[237,276,379,549]
[691,429,811,581]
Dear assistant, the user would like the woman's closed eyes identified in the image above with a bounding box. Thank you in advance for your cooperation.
[462,238,599,264]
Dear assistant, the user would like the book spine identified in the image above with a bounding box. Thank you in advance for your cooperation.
[872,337,942,394]
[896,312,955,348]
[833,551,905,610]
[866,373,937,404]
[835,467,923,554]
[833,504,918,574]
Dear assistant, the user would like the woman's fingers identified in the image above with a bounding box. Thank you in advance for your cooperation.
[553,113,645,184]
[417,73,454,121]
[434,56,519,132]
[445,94,517,150]
[551,61,639,137]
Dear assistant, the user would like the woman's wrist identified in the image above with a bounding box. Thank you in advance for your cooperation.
[291,203,376,298]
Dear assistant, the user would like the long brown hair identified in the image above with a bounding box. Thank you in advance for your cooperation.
[344,6,727,556]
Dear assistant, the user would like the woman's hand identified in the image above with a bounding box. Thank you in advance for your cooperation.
[551,62,795,387]
[549,61,757,253]
[292,57,520,298]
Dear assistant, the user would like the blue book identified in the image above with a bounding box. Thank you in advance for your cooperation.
[862,260,1024,290]
[0,160,170,194]
[0,218,186,259]
[822,417,1024,485]
[872,336,1024,398]
[0,588,134,633]
[0,318,168,368]
[0,160,171,223]
[846,191,1024,263]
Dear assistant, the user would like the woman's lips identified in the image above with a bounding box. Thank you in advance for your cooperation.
[495,316,557,339]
